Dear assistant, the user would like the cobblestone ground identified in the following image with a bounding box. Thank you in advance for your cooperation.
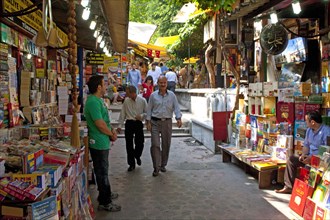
[89,137,294,220]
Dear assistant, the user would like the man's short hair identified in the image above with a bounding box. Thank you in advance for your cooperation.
[127,85,137,94]
[307,111,322,124]
[87,75,104,94]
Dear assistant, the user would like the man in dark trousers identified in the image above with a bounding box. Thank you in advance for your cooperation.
[275,111,330,193]
[84,75,121,212]
[146,76,182,176]
[117,85,148,171]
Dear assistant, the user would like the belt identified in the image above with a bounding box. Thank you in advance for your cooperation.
[151,117,171,121]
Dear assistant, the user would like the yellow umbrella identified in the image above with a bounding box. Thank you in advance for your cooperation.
[183,57,200,64]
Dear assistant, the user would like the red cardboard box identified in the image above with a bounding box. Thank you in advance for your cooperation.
[289,178,315,216]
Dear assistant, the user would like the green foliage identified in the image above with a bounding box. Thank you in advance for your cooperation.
[129,0,234,60]
[129,0,182,43]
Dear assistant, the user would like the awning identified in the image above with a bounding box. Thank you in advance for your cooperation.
[99,0,129,53]
[129,39,169,58]
[128,22,157,44]
[154,35,180,47]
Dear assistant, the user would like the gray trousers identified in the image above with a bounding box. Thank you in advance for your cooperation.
[150,119,172,171]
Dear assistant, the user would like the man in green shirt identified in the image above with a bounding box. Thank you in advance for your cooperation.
[84,75,121,212]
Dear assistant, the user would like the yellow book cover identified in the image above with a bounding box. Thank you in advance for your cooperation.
[252,161,278,171]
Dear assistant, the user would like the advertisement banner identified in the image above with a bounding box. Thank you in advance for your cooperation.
[103,56,119,73]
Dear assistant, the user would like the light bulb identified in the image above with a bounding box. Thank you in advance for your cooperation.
[93,30,99,38]
[254,20,262,32]
[292,1,301,14]
[97,35,102,43]
[80,0,90,8]
[100,40,105,48]
[82,7,90,20]
[89,20,96,30]
[270,12,278,24]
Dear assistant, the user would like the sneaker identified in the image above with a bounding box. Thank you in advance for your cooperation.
[160,167,166,172]
[98,203,121,212]
[111,192,119,200]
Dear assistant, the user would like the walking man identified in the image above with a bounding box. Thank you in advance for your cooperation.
[165,67,178,92]
[147,63,162,90]
[127,63,142,92]
[146,76,182,176]
[84,75,121,212]
[117,85,148,171]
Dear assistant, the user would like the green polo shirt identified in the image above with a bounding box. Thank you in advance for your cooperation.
[84,95,111,150]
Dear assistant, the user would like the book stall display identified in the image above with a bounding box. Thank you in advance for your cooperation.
[218,15,330,217]
[0,6,95,220]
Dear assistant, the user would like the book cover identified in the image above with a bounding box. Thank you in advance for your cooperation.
[302,197,316,220]
[307,168,320,188]
[314,205,328,220]
[289,178,314,217]
[23,185,44,200]
[251,160,278,171]
[12,173,46,189]
[29,195,58,220]
[312,184,327,203]
[298,166,310,184]
[276,102,294,124]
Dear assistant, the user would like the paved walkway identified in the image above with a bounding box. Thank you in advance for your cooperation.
[89,137,296,220]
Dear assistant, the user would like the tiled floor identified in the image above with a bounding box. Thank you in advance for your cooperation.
[89,137,296,220]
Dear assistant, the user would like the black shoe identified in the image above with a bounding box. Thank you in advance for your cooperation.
[98,203,121,212]
[111,192,119,200]
[127,166,135,172]
[136,158,142,166]
[152,169,159,177]
[160,167,166,172]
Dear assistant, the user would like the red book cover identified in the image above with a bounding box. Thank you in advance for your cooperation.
[289,178,315,216]
[315,205,327,220]
[295,103,320,121]
[295,103,305,121]
[303,197,316,220]
[276,102,294,124]
[298,166,310,184]
[310,155,321,169]
[305,104,320,115]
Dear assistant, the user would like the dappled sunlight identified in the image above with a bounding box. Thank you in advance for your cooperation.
[261,190,296,219]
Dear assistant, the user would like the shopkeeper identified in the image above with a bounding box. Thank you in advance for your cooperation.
[275,111,330,194]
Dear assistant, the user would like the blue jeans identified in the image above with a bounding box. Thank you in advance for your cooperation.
[90,148,112,205]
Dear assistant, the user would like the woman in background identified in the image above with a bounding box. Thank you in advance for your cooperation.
[140,75,154,102]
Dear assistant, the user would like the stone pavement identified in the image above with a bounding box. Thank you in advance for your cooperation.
[89,137,296,220]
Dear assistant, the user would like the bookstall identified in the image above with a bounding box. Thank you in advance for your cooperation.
[216,2,330,218]
[0,0,95,219]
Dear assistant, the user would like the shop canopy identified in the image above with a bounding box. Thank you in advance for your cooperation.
[154,35,180,48]
[129,39,169,59]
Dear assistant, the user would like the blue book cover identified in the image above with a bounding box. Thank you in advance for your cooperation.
[29,195,57,219]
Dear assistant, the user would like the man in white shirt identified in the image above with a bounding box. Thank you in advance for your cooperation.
[147,63,162,89]
[117,85,148,171]
[165,67,178,92]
